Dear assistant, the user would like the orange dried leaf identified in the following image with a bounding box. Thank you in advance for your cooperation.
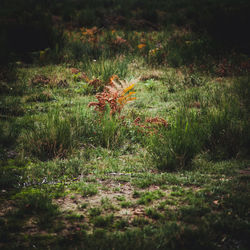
[138,43,146,49]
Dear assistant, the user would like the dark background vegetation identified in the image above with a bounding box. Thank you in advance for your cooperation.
[0,1,249,249]
[1,0,250,65]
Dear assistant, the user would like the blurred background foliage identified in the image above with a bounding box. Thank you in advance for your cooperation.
[0,0,249,66]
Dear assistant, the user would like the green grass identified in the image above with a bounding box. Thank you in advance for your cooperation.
[138,190,165,205]
[70,182,98,197]
[0,0,250,249]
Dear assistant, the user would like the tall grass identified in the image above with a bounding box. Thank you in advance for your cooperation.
[148,110,207,171]
[205,77,250,159]
[20,110,73,160]
[19,106,131,160]
[148,77,250,171]
[94,109,129,149]
[65,40,103,62]
[84,57,129,82]
[19,107,99,160]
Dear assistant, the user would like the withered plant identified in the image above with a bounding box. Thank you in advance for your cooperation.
[88,75,136,115]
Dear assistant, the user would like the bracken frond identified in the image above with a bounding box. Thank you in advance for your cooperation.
[88,76,136,115]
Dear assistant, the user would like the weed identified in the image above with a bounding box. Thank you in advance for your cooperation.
[1,1,250,248]
[70,195,76,200]
[13,188,57,213]
[206,101,249,159]
[132,190,141,198]
[0,96,25,117]
[0,160,26,189]
[113,187,121,192]
[12,188,59,228]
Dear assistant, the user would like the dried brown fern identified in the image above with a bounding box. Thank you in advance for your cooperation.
[88,75,136,115]
[134,116,168,134]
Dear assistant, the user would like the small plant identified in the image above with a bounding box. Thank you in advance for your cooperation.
[115,195,126,201]
[132,190,141,198]
[70,195,76,200]
[65,212,84,221]
[88,76,136,115]
[113,187,121,192]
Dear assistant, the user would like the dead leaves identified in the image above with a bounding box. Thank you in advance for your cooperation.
[31,75,50,86]
[134,116,168,134]
[31,75,69,88]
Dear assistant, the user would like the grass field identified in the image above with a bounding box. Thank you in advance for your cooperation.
[0,0,250,249]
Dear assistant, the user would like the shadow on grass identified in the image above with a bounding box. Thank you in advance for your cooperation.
[0,172,248,249]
